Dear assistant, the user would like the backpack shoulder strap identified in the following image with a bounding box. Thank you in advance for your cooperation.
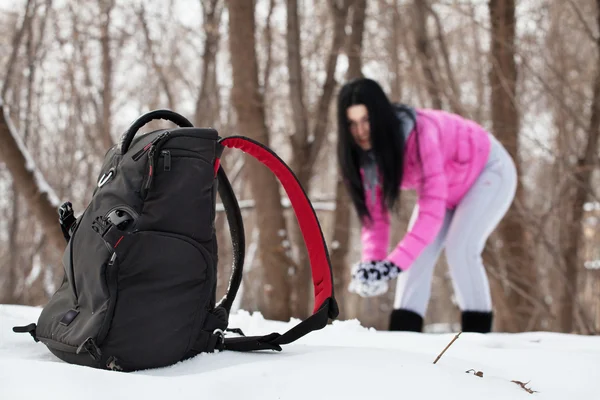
[215,164,244,314]
[217,136,339,352]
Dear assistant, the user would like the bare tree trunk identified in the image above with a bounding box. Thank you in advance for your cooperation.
[388,0,403,102]
[413,0,443,109]
[23,0,52,143]
[488,0,538,332]
[0,103,64,255]
[3,188,20,304]
[550,19,574,331]
[285,0,312,318]
[558,0,600,333]
[100,0,115,151]
[544,4,584,332]
[2,0,36,304]
[330,0,366,320]
[7,1,53,305]
[331,181,352,317]
[0,2,63,296]
[194,0,230,303]
[195,0,223,127]
[471,3,487,122]
[285,0,351,318]
[261,0,276,93]
[24,0,41,142]
[346,0,366,79]
[226,0,294,321]
[286,0,310,156]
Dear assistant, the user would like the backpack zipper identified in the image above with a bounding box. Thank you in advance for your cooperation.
[96,253,118,345]
[144,146,157,191]
[141,132,171,191]
[37,335,101,361]
[132,131,170,161]
[162,150,171,171]
[141,132,213,195]
[160,149,212,172]
[37,336,80,353]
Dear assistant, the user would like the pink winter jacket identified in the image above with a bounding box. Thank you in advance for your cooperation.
[361,109,491,270]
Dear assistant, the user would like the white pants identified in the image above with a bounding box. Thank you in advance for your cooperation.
[393,134,517,316]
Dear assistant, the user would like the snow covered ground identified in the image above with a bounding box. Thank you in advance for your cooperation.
[1,304,599,400]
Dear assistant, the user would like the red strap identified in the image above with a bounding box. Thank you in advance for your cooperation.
[219,136,334,314]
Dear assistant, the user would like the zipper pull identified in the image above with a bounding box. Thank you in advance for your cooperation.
[156,130,170,144]
[162,150,171,171]
[76,337,102,361]
[132,141,153,161]
[144,146,156,190]
[132,131,170,161]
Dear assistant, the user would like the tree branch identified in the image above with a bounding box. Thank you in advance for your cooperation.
[2,0,36,101]
[137,5,175,110]
[307,0,351,171]
[424,2,464,115]
[0,101,64,254]
[414,0,443,109]
[567,0,599,43]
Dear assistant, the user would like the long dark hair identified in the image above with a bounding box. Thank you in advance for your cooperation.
[336,78,405,223]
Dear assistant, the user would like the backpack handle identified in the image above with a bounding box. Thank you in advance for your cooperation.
[119,109,193,154]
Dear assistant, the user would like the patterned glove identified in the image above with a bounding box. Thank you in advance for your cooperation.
[352,260,401,284]
[347,260,402,298]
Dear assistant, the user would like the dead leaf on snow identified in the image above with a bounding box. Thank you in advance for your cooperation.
[465,369,483,377]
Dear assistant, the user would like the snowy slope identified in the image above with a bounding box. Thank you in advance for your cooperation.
[1,304,599,400]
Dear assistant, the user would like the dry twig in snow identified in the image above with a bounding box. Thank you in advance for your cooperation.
[511,380,538,394]
[433,332,462,364]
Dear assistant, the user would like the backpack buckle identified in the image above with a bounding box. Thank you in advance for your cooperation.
[58,202,76,242]
[106,356,123,372]
[92,216,112,237]
[97,168,115,188]
[212,329,225,351]
[93,215,132,251]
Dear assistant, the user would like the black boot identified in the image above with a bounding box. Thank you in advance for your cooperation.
[389,309,423,332]
[461,311,493,333]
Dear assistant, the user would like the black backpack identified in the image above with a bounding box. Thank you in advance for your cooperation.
[13,110,339,371]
